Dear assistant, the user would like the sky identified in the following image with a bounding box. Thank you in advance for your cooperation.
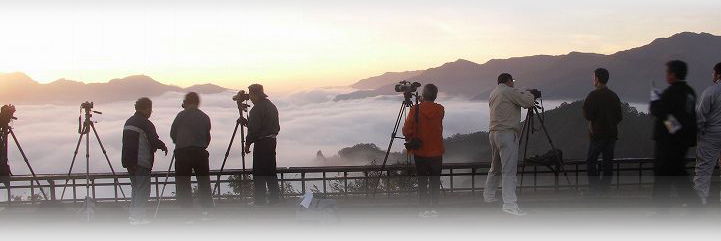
[1,0,720,93]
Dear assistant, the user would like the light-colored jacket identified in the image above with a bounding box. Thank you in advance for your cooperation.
[489,84,535,133]
[697,82,721,135]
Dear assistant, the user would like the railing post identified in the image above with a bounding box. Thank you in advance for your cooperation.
[322,172,327,195]
[449,169,454,193]
[114,177,118,203]
[280,172,285,199]
[72,179,77,203]
[471,168,476,195]
[301,172,306,194]
[155,176,160,200]
[343,171,348,197]
[30,180,35,205]
[49,179,56,201]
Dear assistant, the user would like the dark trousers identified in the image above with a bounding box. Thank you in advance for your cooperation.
[174,147,213,208]
[586,139,616,193]
[253,138,280,204]
[128,166,151,219]
[415,156,442,208]
[653,140,698,207]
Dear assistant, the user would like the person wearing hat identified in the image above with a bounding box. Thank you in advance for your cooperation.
[244,84,281,206]
[484,73,539,216]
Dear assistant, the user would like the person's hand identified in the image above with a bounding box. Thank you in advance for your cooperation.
[160,145,168,156]
[650,89,661,102]
[238,117,248,126]
[528,89,542,99]
[244,143,252,154]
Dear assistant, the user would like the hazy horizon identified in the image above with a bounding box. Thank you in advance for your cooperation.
[2,0,721,94]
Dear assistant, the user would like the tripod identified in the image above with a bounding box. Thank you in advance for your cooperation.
[212,98,250,197]
[59,102,125,220]
[380,91,418,170]
[518,100,572,187]
[0,107,48,200]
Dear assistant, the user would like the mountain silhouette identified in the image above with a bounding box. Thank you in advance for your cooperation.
[336,32,721,102]
[0,73,229,104]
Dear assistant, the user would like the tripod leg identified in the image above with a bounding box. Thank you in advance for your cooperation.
[213,121,240,196]
[154,154,174,219]
[381,103,407,170]
[7,129,48,200]
[60,133,85,200]
[90,123,126,199]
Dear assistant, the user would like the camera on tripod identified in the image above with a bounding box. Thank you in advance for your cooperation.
[0,105,17,128]
[395,80,421,93]
[80,101,94,111]
[232,90,251,112]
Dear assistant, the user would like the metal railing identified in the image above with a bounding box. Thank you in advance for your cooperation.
[0,158,705,206]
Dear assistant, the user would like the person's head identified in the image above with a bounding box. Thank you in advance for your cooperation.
[497,73,514,87]
[421,84,439,102]
[134,97,153,118]
[593,68,610,88]
[182,92,200,109]
[248,84,268,103]
[666,60,688,84]
[714,62,721,83]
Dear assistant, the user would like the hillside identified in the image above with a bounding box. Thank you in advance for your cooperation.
[336,32,721,102]
[0,73,229,104]
[337,100,655,164]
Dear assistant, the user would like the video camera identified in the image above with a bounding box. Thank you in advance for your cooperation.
[80,101,94,111]
[528,89,542,99]
[232,90,250,102]
[394,81,421,93]
[0,105,17,128]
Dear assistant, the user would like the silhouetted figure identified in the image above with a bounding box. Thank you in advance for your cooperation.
[0,105,13,189]
[694,62,721,206]
[243,84,281,206]
[582,68,622,196]
[485,73,538,216]
[403,84,444,218]
[170,92,213,210]
[650,60,700,209]
[121,97,167,224]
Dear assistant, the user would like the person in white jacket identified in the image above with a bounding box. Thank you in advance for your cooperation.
[695,62,721,206]
[485,73,539,216]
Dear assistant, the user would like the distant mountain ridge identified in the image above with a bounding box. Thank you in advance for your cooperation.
[336,32,721,102]
[0,73,229,104]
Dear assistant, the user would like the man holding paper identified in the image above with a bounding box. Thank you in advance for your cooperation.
[649,60,700,209]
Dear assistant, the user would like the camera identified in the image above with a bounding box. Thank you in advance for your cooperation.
[395,81,421,93]
[80,101,94,110]
[0,105,17,128]
[528,89,542,99]
[232,90,250,102]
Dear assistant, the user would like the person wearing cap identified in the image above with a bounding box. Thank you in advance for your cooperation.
[484,73,539,216]
[244,84,281,206]
[170,92,214,211]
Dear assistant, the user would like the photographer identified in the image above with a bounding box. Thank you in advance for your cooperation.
[695,62,721,206]
[121,97,168,224]
[0,105,14,188]
[170,92,213,211]
[485,73,538,216]
[243,84,281,206]
[402,84,444,218]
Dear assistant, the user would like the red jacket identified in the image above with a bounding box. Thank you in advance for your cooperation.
[402,101,445,158]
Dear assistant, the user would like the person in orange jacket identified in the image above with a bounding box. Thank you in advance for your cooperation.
[402,84,445,218]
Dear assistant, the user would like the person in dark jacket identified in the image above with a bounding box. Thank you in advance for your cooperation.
[650,60,700,208]
[170,92,213,210]
[583,68,623,195]
[402,84,444,218]
[243,84,281,206]
[122,97,167,224]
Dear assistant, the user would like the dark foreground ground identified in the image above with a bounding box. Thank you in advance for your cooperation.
[1,191,720,240]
